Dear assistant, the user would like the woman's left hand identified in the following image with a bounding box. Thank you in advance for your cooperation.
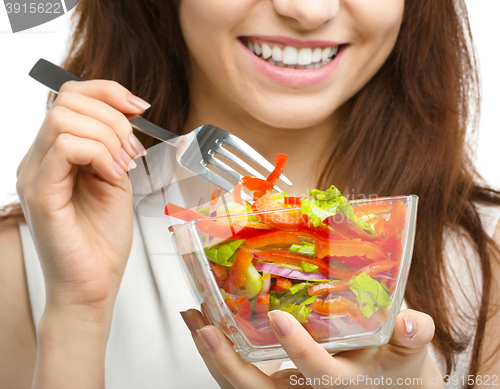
[181,308,443,389]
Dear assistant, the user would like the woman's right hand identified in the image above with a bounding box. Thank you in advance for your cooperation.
[16,80,150,316]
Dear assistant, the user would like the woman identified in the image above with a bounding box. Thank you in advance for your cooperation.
[1,0,499,388]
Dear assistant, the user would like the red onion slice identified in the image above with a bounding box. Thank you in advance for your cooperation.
[254,262,327,281]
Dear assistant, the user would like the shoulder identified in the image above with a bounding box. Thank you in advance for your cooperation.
[0,217,37,388]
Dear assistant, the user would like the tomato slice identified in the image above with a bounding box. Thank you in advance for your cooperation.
[251,192,307,230]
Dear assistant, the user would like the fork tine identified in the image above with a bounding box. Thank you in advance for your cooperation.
[215,147,268,180]
[223,134,293,186]
[208,157,241,181]
[209,156,284,193]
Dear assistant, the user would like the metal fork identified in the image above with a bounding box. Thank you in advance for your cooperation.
[28,58,292,193]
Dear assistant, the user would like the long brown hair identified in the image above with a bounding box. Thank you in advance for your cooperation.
[3,0,500,383]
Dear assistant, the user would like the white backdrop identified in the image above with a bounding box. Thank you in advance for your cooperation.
[0,2,498,201]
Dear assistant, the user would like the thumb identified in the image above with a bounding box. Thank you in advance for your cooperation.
[388,309,435,354]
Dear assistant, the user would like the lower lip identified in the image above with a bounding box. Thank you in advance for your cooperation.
[240,41,345,86]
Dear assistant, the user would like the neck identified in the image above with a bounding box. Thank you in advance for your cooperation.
[183,94,337,196]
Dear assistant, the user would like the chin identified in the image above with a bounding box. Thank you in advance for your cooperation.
[244,98,338,130]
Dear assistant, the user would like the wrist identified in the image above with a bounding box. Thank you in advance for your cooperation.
[33,304,113,389]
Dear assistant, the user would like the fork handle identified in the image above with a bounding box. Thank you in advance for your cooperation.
[29,58,178,142]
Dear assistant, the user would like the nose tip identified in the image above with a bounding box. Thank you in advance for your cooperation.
[273,0,339,29]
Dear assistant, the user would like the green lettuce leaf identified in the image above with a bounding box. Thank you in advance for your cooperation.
[288,241,316,257]
[300,185,348,227]
[347,272,392,318]
[300,261,319,273]
[336,202,377,237]
[269,288,318,323]
[204,240,244,266]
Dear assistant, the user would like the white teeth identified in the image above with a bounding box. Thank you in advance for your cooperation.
[254,43,262,56]
[262,43,272,59]
[321,47,332,61]
[272,46,282,62]
[247,40,338,69]
[312,47,322,63]
[297,47,313,65]
[282,46,298,65]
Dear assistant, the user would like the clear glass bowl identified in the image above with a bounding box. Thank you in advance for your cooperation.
[170,195,418,363]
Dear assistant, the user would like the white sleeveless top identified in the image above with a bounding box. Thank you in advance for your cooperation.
[16,192,500,389]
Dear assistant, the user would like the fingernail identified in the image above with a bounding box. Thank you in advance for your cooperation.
[113,161,124,178]
[180,311,201,336]
[268,310,292,337]
[197,327,221,353]
[129,133,147,157]
[403,316,417,339]
[121,148,137,171]
[126,93,151,111]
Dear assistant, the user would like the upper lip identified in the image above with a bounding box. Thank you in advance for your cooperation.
[241,34,342,48]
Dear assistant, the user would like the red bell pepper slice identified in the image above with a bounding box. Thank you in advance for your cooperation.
[256,292,270,320]
[283,196,302,206]
[372,216,398,251]
[210,185,223,207]
[209,262,228,288]
[352,201,393,218]
[312,297,360,316]
[272,276,292,291]
[308,259,396,296]
[389,200,406,235]
[233,315,278,346]
[308,280,349,296]
[324,213,375,241]
[251,192,307,230]
[245,230,319,250]
[266,153,288,187]
[224,246,254,293]
[165,203,206,222]
[328,255,373,270]
[225,295,252,322]
[305,223,349,241]
[232,176,273,204]
[316,239,389,261]
[355,259,396,276]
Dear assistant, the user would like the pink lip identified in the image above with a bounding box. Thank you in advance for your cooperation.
[240,40,346,86]
[243,34,341,48]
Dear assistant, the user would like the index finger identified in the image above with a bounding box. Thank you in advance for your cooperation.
[59,79,151,114]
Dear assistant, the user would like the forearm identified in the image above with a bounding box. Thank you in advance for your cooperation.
[32,304,113,389]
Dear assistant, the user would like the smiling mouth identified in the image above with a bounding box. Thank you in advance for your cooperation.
[240,37,341,69]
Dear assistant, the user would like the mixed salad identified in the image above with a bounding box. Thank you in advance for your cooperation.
[167,154,406,345]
